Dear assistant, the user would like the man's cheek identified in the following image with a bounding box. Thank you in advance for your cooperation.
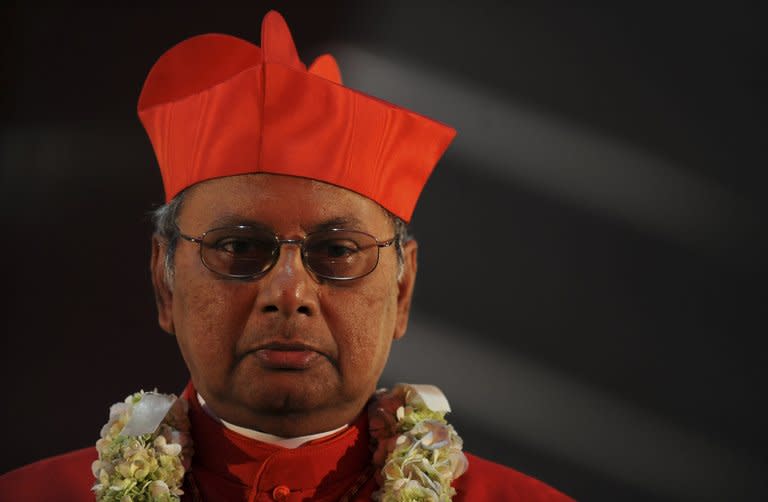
[174,295,227,357]
[181,281,244,323]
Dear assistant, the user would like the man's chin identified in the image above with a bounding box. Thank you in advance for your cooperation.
[234,372,341,416]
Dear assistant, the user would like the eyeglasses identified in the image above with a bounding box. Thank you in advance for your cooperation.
[177,225,396,281]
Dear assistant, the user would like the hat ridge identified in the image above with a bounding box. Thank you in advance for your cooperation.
[308,54,343,84]
[137,33,263,112]
[261,10,305,71]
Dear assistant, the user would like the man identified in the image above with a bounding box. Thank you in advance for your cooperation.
[0,11,573,501]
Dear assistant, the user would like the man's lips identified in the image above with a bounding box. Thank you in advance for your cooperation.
[250,343,325,370]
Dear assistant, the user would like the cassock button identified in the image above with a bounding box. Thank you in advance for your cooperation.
[272,485,291,501]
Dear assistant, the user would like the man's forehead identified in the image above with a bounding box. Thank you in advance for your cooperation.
[180,173,393,231]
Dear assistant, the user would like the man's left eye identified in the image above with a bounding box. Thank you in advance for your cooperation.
[316,240,360,258]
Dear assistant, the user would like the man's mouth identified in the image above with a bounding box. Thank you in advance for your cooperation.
[251,343,323,370]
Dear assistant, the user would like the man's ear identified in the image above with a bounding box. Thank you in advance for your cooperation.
[150,235,175,334]
[393,239,418,341]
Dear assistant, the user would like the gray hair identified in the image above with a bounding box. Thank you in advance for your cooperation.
[150,191,410,287]
[151,191,187,288]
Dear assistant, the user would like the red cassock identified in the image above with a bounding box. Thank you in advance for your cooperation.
[0,384,574,501]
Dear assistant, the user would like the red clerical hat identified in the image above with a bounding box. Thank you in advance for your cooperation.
[137,10,456,222]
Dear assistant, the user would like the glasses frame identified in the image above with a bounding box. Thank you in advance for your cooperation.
[177,225,396,281]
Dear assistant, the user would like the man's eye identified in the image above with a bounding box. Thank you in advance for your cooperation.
[316,240,360,258]
[215,238,271,256]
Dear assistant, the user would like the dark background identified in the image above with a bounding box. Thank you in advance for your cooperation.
[1,3,765,501]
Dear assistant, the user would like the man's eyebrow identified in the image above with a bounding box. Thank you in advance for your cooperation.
[310,217,366,232]
[204,214,367,232]
[207,214,272,230]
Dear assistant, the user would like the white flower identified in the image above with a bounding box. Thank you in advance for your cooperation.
[153,435,181,455]
[93,391,191,502]
[149,480,170,497]
[109,402,130,421]
[370,384,467,501]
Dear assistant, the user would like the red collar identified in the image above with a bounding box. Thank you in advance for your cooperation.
[182,383,375,500]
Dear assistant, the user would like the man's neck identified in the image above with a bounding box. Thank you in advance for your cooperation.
[197,393,348,448]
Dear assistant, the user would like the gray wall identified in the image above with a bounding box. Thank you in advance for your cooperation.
[1,4,765,501]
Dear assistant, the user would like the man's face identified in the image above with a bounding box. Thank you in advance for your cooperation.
[151,173,417,436]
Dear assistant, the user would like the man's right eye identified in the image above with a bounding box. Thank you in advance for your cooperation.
[214,238,271,256]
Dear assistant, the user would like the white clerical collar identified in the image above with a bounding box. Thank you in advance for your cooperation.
[197,393,348,449]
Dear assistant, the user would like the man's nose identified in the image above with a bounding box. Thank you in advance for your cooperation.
[254,244,318,317]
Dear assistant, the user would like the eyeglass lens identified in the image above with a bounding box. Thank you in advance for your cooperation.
[199,227,381,279]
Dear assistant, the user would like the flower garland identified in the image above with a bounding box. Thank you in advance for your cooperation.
[368,384,468,501]
[92,391,192,502]
[93,384,466,502]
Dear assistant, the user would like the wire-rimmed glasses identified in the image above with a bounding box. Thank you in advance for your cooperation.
[177,225,395,280]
